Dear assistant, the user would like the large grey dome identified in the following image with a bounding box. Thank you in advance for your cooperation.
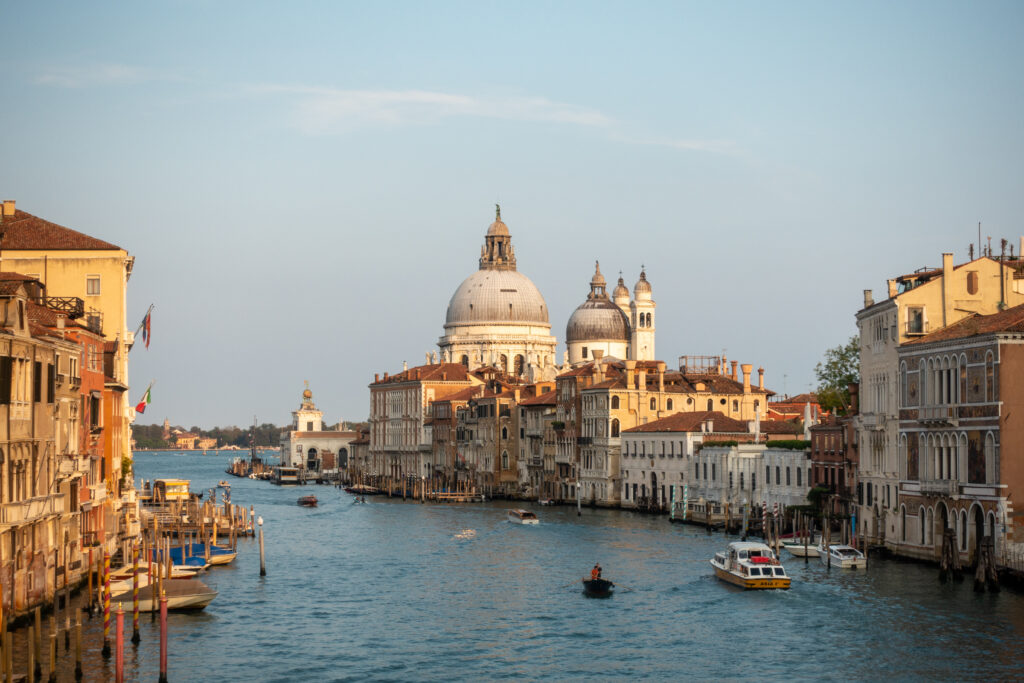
[445,269,549,325]
[566,299,630,342]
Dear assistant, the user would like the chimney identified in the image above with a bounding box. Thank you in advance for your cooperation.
[383,372,389,381]
[2,200,14,217]
[757,367,764,390]
[942,252,954,327]
[374,373,379,383]
[731,360,738,381]
[442,371,447,381]
[864,289,873,308]
[657,361,666,392]
[638,368,647,391]
[721,355,727,374]
[514,389,520,402]
[625,360,636,389]
[403,360,408,372]
[741,364,752,394]
[594,351,606,383]
[887,279,898,298]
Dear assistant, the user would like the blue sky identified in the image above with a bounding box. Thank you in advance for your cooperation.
[2,2,1023,428]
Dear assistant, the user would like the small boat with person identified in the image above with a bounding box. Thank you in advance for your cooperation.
[710,541,791,590]
[507,509,539,525]
[298,495,318,507]
[582,577,615,597]
[818,543,868,569]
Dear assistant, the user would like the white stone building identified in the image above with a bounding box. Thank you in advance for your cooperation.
[279,384,357,478]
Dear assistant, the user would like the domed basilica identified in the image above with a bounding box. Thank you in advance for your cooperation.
[437,207,656,379]
[438,207,559,380]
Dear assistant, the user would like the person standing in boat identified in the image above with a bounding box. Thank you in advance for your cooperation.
[591,563,602,580]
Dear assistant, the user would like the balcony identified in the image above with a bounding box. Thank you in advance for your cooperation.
[577,436,593,445]
[0,495,66,525]
[861,413,886,430]
[920,405,958,425]
[919,479,958,496]
[42,296,85,319]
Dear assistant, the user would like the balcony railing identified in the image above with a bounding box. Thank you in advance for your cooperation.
[0,495,66,524]
[42,296,85,319]
[920,406,957,424]
[918,479,958,496]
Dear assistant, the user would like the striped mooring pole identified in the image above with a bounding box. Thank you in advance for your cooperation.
[132,541,140,643]
[101,551,111,658]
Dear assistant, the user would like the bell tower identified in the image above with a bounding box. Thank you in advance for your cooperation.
[479,204,517,271]
[629,268,656,361]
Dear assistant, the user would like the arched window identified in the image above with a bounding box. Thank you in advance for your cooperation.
[900,362,908,408]
[732,400,738,412]
[961,510,968,550]
[611,419,620,437]
[959,354,968,404]
[501,427,508,440]
[514,355,525,376]
[460,355,469,368]
[646,313,652,326]
[650,397,656,410]
[499,354,508,372]
[667,399,673,410]
[919,507,926,545]
[611,395,620,409]
[501,451,509,470]
[985,352,995,402]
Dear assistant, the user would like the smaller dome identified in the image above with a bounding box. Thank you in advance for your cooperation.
[634,268,652,300]
[487,204,509,236]
[302,388,313,399]
[613,274,629,303]
[590,261,606,288]
[566,299,631,343]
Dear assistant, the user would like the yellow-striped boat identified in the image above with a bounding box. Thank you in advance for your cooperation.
[710,541,791,590]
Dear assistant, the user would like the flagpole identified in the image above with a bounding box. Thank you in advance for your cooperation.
[133,304,154,337]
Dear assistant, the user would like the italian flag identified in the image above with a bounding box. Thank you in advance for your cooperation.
[136,385,152,413]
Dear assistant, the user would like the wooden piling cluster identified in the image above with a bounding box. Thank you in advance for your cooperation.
[140,494,254,540]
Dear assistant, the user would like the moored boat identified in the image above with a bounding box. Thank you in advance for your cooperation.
[818,543,868,569]
[782,536,821,557]
[298,495,318,507]
[582,577,615,597]
[710,541,791,590]
[111,578,217,612]
[508,509,539,525]
[273,466,300,486]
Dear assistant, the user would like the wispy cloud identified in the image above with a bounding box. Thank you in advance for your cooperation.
[35,63,158,88]
[616,134,742,156]
[248,85,612,133]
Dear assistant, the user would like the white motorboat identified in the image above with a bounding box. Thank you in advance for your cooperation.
[781,536,822,557]
[508,509,539,525]
[111,578,217,612]
[818,543,868,569]
[710,541,791,590]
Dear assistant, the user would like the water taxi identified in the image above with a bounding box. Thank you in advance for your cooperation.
[710,541,791,590]
[507,509,539,525]
[818,543,868,569]
[273,466,300,486]
[297,495,318,507]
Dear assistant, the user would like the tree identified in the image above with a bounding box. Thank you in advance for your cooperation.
[814,335,860,414]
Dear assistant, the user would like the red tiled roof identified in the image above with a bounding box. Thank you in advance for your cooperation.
[519,390,557,406]
[2,209,122,250]
[759,419,803,435]
[623,410,749,434]
[431,386,483,403]
[371,362,474,385]
[905,303,1024,345]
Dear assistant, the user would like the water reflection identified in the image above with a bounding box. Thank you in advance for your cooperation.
[7,451,1020,682]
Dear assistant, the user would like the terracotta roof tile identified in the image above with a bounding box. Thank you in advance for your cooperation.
[519,390,557,406]
[905,303,1024,345]
[2,209,122,250]
[372,362,474,385]
[623,410,749,434]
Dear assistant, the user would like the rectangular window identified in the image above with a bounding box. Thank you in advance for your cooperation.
[47,363,55,404]
[0,357,11,404]
[703,462,707,480]
[786,467,791,486]
[306,421,314,431]
[907,306,924,335]
[86,276,101,296]
[711,463,716,481]
[752,473,756,491]
[797,467,801,487]
[776,466,781,485]
[33,361,42,403]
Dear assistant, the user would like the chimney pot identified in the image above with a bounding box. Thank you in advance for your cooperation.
[730,360,738,381]
[758,367,764,390]
[887,279,898,299]
[864,289,874,308]
[375,373,379,383]
[741,364,752,394]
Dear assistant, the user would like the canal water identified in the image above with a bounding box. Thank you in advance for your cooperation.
[15,451,1024,681]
